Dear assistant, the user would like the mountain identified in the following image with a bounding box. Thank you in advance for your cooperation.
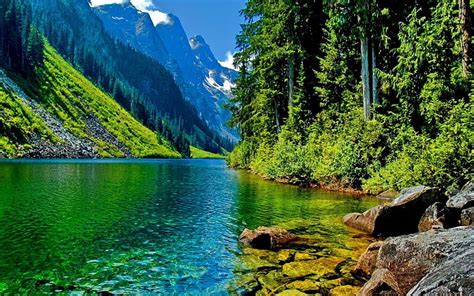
[0,36,180,158]
[93,3,239,143]
[23,0,231,155]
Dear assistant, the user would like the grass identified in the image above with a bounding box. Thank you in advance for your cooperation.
[190,146,226,159]
[1,42,181,158]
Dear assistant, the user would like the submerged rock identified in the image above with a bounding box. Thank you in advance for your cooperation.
[286,279,320,293]
[343,186,446,236]
[239,227,302,250]
[282,257,343,278]
[417,202,447,232]
[352,241,383,278]
[276,289,308,296]
[330,285,361,296]
[360,227,473,295]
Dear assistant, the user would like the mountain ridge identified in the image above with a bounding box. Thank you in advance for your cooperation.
[93,3,239,143]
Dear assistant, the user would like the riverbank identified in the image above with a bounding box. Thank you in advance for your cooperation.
[238,182,473,295]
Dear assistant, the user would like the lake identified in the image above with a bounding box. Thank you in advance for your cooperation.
[0,159,378,294]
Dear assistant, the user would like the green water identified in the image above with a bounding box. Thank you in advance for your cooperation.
[0,159,377,294]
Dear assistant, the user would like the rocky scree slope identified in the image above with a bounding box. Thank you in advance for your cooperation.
[0,43,180,159]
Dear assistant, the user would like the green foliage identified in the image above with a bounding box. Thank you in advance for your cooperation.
[228,0,472,193]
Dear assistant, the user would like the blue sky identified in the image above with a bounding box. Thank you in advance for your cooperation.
[154,0,246,61]
[90,0,246,63]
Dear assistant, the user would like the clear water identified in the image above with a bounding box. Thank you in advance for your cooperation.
[0,159,377,294]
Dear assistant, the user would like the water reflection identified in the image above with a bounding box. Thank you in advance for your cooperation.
[0,159,377,294]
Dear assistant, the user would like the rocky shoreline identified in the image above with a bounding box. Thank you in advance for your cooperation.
[238,181,473,295]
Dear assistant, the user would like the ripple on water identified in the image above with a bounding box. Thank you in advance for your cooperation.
[0,159,379,294]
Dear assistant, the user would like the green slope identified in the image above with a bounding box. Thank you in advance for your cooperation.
[190,146,226,159]
[0,43,181,158]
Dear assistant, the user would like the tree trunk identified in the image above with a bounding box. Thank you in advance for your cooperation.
[361,36,371,120]
[274,98,281,131]
[371,42,378,107]
[288,57,295,108]
[459,0,471,77]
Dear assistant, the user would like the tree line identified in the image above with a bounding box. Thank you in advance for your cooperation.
[228,0,472,192]
[5,0,234,156]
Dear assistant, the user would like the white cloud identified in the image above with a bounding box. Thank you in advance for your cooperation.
[131,0,171,25]
[90,0,171,25]
[219,52,236,70]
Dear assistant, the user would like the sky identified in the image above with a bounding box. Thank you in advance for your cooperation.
[90,0,246,67]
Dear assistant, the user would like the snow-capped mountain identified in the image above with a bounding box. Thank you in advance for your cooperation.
[93,2,239,143]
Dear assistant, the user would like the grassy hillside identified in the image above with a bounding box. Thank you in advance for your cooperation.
[0,43,181,158]
[190,146,226,159]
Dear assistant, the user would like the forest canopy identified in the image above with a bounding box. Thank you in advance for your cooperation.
[227,0,473,193]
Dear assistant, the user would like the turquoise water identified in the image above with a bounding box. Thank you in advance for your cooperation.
[0,159,377,294]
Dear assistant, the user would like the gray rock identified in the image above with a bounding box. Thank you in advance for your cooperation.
[408,249,474,295]
[353,241,383,278]
[357,268,401,296]
[362,227,473,295]
[418,202,447,232]
[344,186,446,236]
[460,207,474,226]
[446,181,474,210]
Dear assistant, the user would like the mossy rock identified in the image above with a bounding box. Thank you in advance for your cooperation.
[276,289,308,296]
[238,254,279,272]
[294,252,316,261]
[329,285,361,295]
[286,279,320,292]
[257,270,289,293]
[282,257,344,278]
[229,273,259,295]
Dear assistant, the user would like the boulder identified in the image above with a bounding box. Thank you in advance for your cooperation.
[407,249,474,295]
[353,241,383,278]
[446,180,474,210]
[343,206,387,235]
[417,202,447,232]
[344,186,445,236]
[460,207,474,226]
[363,227,473,295]
[357,268,401,296]
[239,227,300,250]
[377,190,399,200]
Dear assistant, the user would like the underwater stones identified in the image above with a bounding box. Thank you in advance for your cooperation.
[238,253,280,272]
[353,241,383,278]
[258,270,289,294]
[276,289,308,296]
[239,227,301,250]
[294,252,315,261]
[286,279,320,292]
[418,202,447,232]
[344,186,446,236]
[329,285,361,296]
[282,257,344,278]
[276,249,296,263]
